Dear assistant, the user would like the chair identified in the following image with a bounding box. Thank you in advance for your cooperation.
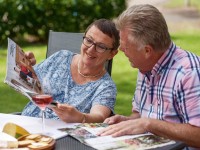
[47,31,84,57]
[47,30,113,76]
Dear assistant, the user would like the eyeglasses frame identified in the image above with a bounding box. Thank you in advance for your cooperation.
[82,36,114,53]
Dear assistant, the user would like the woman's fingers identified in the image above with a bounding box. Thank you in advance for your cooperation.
[25,51,36,65]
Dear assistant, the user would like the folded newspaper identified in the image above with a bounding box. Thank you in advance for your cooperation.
[4,38,43,100]
[59,123,176,150]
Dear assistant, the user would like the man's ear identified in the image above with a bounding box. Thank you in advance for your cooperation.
[108,49,118,60]
[144,45,153,58]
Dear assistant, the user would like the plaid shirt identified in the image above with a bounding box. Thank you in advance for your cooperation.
[133,42,200,127]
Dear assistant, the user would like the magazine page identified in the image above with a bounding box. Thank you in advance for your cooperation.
[85,133,176,150]
[58,123,107,144]
[59,123,175,150]
[4,38,43,100]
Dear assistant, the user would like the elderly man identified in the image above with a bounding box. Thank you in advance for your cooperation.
[99,4,200,149]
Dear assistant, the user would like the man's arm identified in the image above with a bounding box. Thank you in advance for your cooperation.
[147,118,200,148]
[130,110,140,119]
[103,111,140,125]
[99,117,200,148]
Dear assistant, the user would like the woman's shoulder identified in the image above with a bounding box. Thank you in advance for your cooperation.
[53,50,74,57]
[46,50,75,63]
[98,73,116,87]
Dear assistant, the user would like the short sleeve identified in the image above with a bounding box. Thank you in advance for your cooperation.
[92,79,117,113]
[176,69,200,126]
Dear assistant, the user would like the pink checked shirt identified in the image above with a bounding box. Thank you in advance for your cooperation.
[133,42,200,127]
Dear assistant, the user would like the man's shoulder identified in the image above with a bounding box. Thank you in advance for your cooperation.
[173,48,200,68]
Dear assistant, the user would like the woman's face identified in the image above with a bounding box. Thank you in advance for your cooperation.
[80,25,117,68]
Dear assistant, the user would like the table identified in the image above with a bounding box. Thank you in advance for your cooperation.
[0,113,72,139]
[0,113,186,150]
[55,135,186,150]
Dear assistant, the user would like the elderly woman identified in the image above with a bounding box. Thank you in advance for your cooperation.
[22,19,119,123]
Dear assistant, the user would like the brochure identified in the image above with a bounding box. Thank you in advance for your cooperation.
[59,123,176,150]
[4,38,43,100]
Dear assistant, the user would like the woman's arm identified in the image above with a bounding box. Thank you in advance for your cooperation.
[51,104,111,123]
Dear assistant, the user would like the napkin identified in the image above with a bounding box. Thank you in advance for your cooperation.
[0,132,18,148]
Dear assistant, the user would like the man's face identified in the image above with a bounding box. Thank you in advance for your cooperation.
[119,29,146,70]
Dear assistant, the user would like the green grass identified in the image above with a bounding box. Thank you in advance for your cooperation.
[171,31,200,54]
[112,51,137,115]
[165,0,200,10]
[1,30,200,115]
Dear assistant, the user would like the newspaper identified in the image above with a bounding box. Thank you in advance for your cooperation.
[59,123,176,150]
[4,38,43,101]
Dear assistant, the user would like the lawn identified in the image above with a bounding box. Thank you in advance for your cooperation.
[1,30,200,116]
[165,0,200,10]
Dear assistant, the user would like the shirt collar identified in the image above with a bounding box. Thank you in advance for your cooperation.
[150,42,177,75]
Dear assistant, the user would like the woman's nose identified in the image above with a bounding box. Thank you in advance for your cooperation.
[87,44,96,52]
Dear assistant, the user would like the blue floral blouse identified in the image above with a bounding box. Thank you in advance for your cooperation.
[21,50,117,120]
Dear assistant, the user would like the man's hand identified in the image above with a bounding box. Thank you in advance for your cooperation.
[103,115,127,125]
[98,118,149,137]
[25,51,36,66]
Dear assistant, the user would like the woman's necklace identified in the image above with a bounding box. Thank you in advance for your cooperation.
[77,60,105,78]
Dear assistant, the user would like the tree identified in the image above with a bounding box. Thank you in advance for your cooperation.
[0,0,126,44]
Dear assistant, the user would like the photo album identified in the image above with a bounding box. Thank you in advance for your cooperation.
[59,123,176,150]
[4,38,43,101]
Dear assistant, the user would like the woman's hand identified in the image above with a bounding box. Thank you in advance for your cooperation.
[25,51,36,66]
[51,103,112,123]
[51,103,84,123]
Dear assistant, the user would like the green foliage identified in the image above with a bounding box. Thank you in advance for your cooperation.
[0,0,126,44]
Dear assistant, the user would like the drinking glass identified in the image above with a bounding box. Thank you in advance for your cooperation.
[31,94,53,133]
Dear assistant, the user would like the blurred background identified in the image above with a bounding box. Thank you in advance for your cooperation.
[0,0,200,115]
[0,0,126,45]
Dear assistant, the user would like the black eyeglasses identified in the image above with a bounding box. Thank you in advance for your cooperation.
[82,36,114,53]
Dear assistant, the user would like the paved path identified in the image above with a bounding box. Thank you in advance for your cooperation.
[127,0,200,33]
[127,0,168,6]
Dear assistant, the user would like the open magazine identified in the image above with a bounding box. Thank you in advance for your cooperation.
[59,123,176,150]
[4,38,43,100]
